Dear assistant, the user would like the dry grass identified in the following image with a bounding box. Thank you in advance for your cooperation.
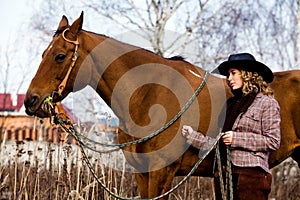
[0,139,140,200]
[0,135,299,200]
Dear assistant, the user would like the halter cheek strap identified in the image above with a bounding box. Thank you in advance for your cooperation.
[58,28,79,96]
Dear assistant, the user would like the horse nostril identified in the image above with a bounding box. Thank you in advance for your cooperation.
[24,94,40,109]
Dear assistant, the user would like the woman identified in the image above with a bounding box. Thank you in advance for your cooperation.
[182,53,281,200]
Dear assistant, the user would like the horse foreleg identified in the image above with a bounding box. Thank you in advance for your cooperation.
[135,172,149,198]
[147,166,179,200]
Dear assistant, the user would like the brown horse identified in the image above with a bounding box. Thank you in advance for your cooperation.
[24,13,300,199]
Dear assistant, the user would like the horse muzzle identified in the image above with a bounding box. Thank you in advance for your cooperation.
[24,92,61,118]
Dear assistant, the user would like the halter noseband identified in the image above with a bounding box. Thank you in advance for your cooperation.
[57,28,79,96]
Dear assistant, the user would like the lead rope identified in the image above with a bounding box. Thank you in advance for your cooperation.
[216,141,233,200]
[227,146,233,200]
[56,115,226,200]
[44,94,233,199]
[44,100,233,199]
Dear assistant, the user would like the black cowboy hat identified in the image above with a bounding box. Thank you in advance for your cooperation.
[213,53,274,83]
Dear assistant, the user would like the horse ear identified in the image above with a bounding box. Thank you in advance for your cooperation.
[57,15,69,30]
[69,11,83,37]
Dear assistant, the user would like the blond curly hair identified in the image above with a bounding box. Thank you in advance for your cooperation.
[240,70,274,97]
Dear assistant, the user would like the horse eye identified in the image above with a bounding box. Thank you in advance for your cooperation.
[55,54,66,62]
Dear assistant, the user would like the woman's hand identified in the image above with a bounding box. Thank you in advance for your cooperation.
[222,131,233,145]
[181,125,194,137]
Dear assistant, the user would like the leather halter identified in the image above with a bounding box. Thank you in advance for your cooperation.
[57,28,79,95]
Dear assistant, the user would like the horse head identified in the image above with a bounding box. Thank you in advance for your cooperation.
[24,12,88,117]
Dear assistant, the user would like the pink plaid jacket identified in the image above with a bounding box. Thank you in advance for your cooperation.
[187,93,281,173]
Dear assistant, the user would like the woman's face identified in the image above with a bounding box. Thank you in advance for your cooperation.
[227,68,243,90]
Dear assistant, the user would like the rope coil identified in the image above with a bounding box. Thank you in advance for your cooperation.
[44,70,232,199]
[216,140,233,200]
[57,116,226,200]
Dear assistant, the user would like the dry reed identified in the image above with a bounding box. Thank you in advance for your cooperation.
[0,129,299,200]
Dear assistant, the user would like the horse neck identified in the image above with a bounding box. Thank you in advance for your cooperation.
[83,32,163,105]
[81,32,210,129]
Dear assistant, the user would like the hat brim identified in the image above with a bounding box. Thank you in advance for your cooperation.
[212,60,274,83]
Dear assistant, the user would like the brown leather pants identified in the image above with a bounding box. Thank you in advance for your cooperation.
[214,167,272,200]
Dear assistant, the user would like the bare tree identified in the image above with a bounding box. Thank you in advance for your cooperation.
[82,0,246,66]
[25,0,300,75]
[26,0,300,119]
[210,0,300,71]
[0,31,40,138]
[80,0,300,71]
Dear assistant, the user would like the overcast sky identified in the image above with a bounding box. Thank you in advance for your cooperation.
[0,1,45,95]
[0,1,32,47]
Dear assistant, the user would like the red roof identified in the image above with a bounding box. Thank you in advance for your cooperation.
[0,93,25,112]
[61,103,79,123]
[0,93,78,122]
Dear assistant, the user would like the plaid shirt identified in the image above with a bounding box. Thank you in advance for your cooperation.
[230,93,281,172]
[186,93,281,173]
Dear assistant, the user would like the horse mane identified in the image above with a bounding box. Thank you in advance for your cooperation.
[83,30,188,63]
[168,55,186,61]
[53,27,187,64]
